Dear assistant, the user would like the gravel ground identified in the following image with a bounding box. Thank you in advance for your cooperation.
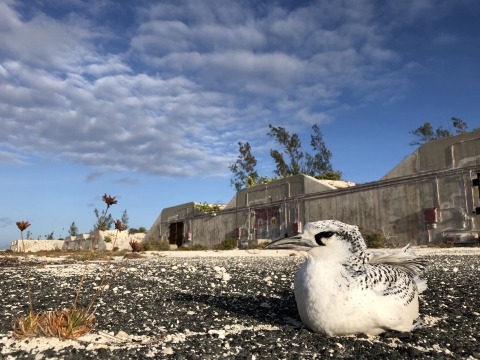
[0,250,479,359]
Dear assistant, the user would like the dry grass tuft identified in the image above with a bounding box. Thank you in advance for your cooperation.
[11,194,136,341]
[12,308,95,340]
[129,240,143,252]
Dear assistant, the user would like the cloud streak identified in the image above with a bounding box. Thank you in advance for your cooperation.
[85,171,105,182]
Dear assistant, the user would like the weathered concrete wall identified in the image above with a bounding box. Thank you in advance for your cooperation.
[187,168,479,248]
[383,129,480,179]
[192,211,245,248]
[62,231,145,251]
[145,202,195,243]
[303,169,477,246]
[234,174,339,207]
[304,182,424,246]
[10,240,64,252]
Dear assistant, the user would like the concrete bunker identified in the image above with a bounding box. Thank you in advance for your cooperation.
[146,129,480,248]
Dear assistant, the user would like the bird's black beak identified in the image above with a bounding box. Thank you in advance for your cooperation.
[265,235,316,251]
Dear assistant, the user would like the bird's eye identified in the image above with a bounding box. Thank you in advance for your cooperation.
[314,231,334,246]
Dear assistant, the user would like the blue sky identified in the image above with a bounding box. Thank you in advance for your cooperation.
[1,0,479,248]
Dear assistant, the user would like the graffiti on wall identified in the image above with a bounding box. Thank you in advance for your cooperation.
[254,207,280,240]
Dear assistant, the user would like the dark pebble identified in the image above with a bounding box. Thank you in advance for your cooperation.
[0,254,479,359]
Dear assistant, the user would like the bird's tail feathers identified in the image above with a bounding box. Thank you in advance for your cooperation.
[368,247,428,275]
[414,276,428,294]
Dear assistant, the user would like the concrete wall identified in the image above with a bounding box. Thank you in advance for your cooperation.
[144,202,195,243]
[383,129,480,179]
[192,212,242,248]
[10,240,64,252]
[62,231,145,251]
[185,168,478,248]
[234,174,352,207]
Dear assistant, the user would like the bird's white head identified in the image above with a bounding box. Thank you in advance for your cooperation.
[265,220,367,254]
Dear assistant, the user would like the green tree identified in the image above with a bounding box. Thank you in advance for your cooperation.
[46,231,54,240]
[452,117,468,134]
[267,124,341,179]
[68,222,79,237]
[315,170,343,181]
[121,210,129,229]
[92,208,114,231]
[229,141,260,191]
[267,125,304,177]
[409,117,470,146]
[305,124,334,176]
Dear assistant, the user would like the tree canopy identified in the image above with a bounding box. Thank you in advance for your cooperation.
[267,124,341,180]
[229,124,341,191]
[228,141,260,191]
[409,117,469,146]
[68,222,78,237]
[92,208,114,231]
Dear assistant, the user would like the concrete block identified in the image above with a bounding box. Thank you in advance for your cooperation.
[10,240,64,252]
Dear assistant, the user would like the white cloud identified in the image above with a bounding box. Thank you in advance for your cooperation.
[0,0,446,178]
[295,109,330,125]
[0,150,26,165]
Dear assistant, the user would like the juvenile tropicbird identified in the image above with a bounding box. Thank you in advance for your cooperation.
[266,220,428,336]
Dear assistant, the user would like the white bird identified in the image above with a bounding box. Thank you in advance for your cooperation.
[266,220,428,336]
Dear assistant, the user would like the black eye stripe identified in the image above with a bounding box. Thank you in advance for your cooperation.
[319,231,334,238]
[314,231,334,246]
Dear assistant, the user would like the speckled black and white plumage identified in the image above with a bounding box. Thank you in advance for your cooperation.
[266,220,428,336]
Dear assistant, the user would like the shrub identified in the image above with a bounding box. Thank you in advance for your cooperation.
[248,241,270,250]
[358,225,385,248]
[214,238,237,250]
[141,239,170,251]
[194,202,222,213]
[104,236,112,243]
[129,227,147,234]
[178,244,208,251]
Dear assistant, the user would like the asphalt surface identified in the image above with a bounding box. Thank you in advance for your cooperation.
[0,253,479,359]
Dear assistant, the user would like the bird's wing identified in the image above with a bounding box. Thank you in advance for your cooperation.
[367,244,428,276]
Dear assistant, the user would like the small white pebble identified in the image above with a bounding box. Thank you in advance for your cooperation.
[163,347,174,355]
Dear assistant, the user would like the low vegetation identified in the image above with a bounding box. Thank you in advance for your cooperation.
[12,194,137,340]
[141,239,170,251]
[194,202,223,213]
[248,241,270,250]
[358,225,385,248]
[178,244,208,251]
[214,238,237,250]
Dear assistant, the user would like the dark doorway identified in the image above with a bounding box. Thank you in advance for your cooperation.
[168,222,184,247]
